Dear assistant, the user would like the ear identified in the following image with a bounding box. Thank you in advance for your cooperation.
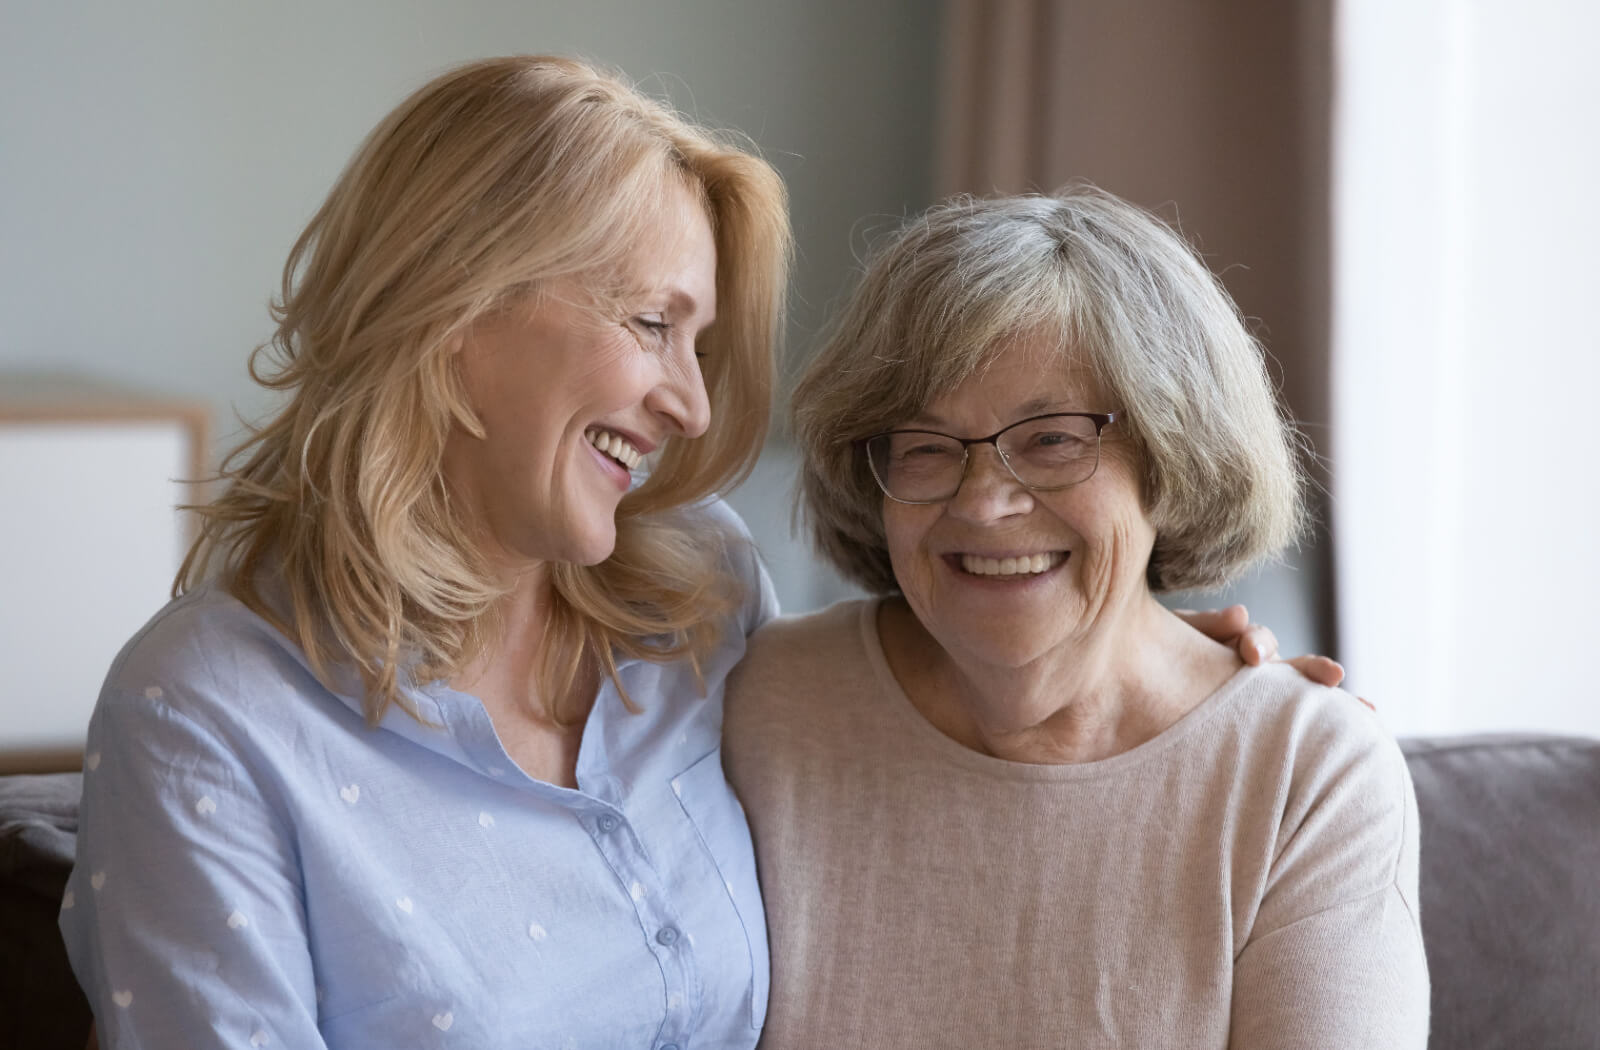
[434,331,485,439]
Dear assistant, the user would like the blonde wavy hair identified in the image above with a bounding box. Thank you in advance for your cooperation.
[794,186,1304,595]
[177,56,791,723]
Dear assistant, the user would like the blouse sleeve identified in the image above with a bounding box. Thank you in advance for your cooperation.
[1228,730,1430,1049]
[699,496,780,636]
[61,683,328,1050]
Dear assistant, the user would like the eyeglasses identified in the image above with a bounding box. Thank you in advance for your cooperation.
[862,412,1118,504]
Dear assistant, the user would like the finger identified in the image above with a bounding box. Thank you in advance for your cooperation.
[1240,623,1279,665]
[1282,654,1346,688]
[1174,604,1250,642]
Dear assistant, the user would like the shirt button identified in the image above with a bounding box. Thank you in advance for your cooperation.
[655,926,680,946]
[661,1044,680,1050]
[597,813,619,833]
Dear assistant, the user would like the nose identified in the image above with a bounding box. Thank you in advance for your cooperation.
[945,444,1034,524]
[646,349,712,439]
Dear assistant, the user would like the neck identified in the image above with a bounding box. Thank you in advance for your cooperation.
[879,593,1239,764]
[451,563,601,787]
[453,563,596,724]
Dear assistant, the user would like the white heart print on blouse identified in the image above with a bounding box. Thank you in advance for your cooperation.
[340,784,360,805]
[432,1012,453,1031]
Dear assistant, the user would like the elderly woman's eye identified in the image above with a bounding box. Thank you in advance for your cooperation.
[898,442,955,460]
[1025,430,1091,463]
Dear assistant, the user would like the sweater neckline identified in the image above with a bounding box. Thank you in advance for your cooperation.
[852,596,1258,782]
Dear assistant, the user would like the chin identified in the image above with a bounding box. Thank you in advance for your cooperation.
[540,517,619,568]
[570,533,619,566]
[935,620,1063,669]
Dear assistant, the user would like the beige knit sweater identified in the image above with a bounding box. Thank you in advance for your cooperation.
[722,599,1429,1049]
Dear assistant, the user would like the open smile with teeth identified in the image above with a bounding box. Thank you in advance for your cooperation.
[586,428,644,471]
[959,551,1067,577]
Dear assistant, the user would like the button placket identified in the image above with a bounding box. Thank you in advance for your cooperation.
[582,805,696,1048]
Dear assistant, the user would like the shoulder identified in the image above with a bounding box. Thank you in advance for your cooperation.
[1248,665,1401,771]
[723,600,874,788]
[1215,668,1424,956]
[76,586,323,847]
[95,581,333,743]
[725,600,869,723]
[741,599,868,674]
[1220,663,1416,874]
[1223,662,1403,776]
[684,495,778,632]
[688,493,753,537]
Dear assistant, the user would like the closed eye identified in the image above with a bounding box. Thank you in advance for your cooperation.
[902,443,952,458]
[626,316,673,354]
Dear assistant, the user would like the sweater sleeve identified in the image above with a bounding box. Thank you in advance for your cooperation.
[1229,729,1430,1049]
[60,684,327,1050]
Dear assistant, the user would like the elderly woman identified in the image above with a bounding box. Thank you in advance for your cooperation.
[723,188,1429,1046]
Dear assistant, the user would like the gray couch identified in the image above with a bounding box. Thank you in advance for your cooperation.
[1401,734,1600,1049]
[4,735,1597,1049]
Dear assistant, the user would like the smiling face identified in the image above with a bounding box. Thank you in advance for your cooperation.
[882,334,1156,672]
[441,180,717,572]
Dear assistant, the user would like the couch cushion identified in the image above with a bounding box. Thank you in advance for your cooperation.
[6,743,1598,1049]
[1403,734,1600,1050]
[0,771,91,1050]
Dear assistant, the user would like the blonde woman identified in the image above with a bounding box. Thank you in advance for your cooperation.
[60,56,788,1049]
[60,59,1322,1049]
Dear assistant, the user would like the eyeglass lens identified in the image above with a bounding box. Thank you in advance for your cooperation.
[866,414,1103,502]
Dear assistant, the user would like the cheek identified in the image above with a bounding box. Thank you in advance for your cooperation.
[1064,467,1156,559]
[881,502,918,564]
[882,505,942,594]
[1078,496,1158,593]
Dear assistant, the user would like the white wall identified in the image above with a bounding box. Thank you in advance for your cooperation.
[1333,0,1600,736]
[0,0,940,618]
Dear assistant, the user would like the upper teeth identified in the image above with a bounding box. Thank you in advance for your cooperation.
[586,428,643,470]
[961,552,1063,576]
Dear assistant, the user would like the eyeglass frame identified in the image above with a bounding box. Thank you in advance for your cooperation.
[859,411,1120,505]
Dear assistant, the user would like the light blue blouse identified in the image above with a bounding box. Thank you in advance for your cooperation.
[60,500,777,1050]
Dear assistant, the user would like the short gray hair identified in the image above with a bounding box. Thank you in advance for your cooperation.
[792,185,1306,594]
